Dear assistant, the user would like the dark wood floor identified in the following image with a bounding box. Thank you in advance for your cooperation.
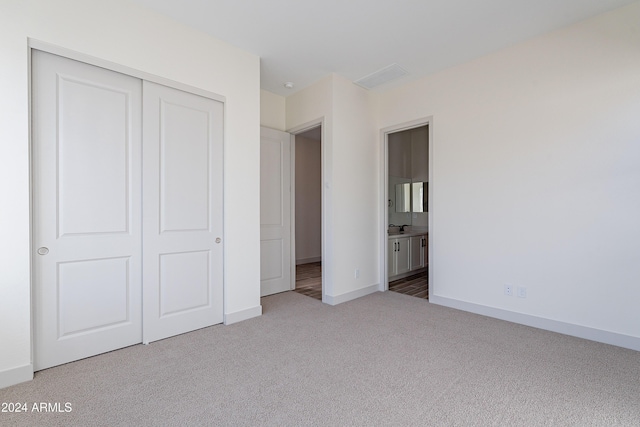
[294,262,428,301]
[293,262,322,300]
[388,271,429,299]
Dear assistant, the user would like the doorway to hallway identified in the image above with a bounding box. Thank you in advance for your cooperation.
[293,262,322,300]
[292,125,322,301]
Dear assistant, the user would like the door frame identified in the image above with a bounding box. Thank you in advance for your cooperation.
[28,40,228,365]
[287,119,325,302]
[379,117,433,296]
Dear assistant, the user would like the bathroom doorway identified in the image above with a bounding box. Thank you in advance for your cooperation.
[291,125,323,301]
[382,120,432,299]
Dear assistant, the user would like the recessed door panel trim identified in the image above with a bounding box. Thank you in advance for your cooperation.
[57,256,132,338]
[56,74,134,238]
[159,99,212,234]
[159,250,212,318]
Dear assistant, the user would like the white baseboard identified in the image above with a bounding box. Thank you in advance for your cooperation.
[324,283,379,306]
[430,295,640,351]
[224,305,262,325]
[296,256,321,265]
[0,364,33,389]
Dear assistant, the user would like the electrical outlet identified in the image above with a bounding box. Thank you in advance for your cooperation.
[354,268,360,279]
[504,284,513,296]
[517,286,527,298]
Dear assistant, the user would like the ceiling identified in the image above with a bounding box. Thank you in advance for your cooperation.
[132,0,636,96]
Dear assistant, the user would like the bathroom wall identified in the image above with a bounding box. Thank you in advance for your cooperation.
[387,127,429,229]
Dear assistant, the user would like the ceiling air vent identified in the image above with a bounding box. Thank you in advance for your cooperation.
[353,64,408,90]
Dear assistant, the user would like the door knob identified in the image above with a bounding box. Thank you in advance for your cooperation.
[215,237,221,244]
[37,247,49,255]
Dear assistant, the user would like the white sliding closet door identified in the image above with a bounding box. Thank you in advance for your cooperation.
[142,81,224,343]
[33,51,225,369]
[32,50,143,370]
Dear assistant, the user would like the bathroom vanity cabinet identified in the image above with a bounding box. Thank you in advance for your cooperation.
[410,234,428,270]
[388,236,411,277]
[388,232,428,281]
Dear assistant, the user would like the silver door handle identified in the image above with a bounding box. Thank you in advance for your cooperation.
[37,247,49,255]
[215,237,221,244]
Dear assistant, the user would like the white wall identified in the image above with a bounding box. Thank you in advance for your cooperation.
[286,75,334,296]
[260,89,286,131]
[0,0,261,388]
[286,76,334,130]
[331,76,379,301]
[295,136,322,264]
[378,3,640,348]
[287,74,379,303]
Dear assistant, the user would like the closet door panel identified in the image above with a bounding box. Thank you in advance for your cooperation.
[33,51,225,367]
[32,50,142,370]
[143,81,224,343]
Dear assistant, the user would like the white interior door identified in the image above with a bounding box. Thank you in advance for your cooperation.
[260,127,292,296]
[32,50,143,370]
[142,81,224,343]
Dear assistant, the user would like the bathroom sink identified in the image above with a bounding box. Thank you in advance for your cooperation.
[388,226,408,235]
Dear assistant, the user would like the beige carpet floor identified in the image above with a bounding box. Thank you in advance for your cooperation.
[1,291,639,426]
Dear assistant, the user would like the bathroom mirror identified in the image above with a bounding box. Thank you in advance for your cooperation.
[395,183,411,213]
[395,182,428,213]
[412,182,428,213]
